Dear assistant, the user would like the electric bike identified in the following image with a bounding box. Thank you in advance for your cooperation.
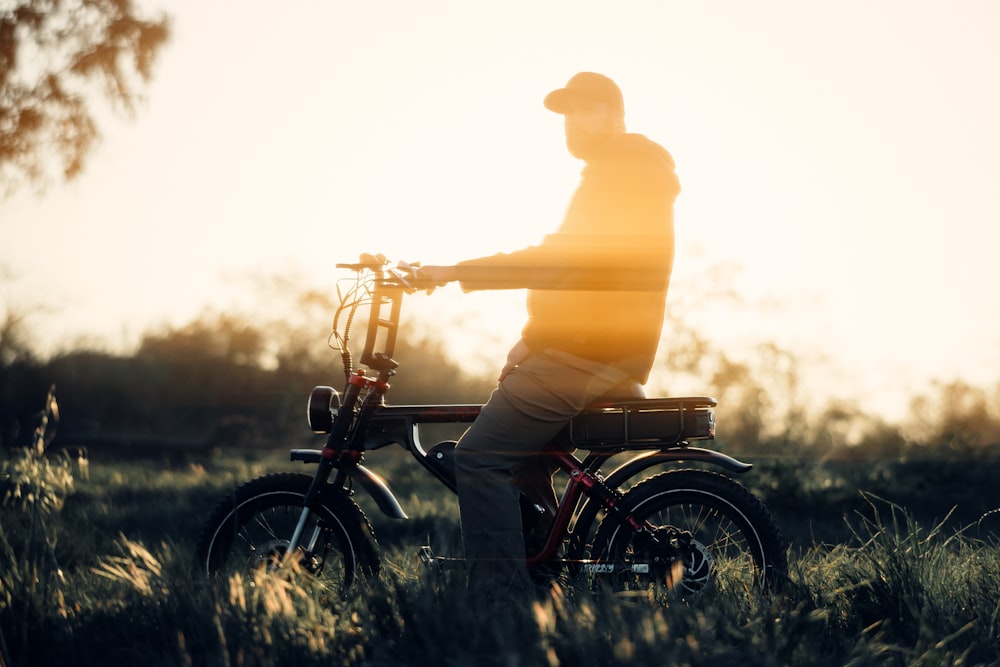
[196,254,786,600]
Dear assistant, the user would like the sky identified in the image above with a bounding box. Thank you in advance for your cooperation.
[2,0,999,421]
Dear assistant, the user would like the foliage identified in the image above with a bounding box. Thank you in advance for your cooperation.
[0,445,78,667]
[904,380,1000,454]
[1,445,73,513]
[3,270,1000,460]
[789,497,1000,666]
[0,305,34,368]
[0,0,170,193]
[1,452,999,666]
[658,302,1000,460]
[0,302,492,454]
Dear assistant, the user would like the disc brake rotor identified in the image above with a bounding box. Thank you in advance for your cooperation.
[676,538,714,597]
[632,527,715,598]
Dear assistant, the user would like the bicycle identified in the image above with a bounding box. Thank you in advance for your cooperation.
[196,253,786,600]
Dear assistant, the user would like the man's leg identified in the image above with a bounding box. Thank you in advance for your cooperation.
[454,386,566,591]
[512,377,646,549]
[454,352,627,592]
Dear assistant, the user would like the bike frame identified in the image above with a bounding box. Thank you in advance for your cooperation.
[283,258,753,566]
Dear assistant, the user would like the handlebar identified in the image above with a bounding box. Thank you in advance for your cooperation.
[336,254,444,293]
[335,252,389,273]
[331,254,443,381]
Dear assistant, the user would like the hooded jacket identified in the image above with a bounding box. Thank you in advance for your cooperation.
[454,132,680,383]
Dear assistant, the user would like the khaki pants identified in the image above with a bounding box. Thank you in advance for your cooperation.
[454,350,642,592]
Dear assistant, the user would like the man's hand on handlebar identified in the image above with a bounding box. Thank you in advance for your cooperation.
[389,262,457,293]
[339,255,457,293]
[416,265,459,287]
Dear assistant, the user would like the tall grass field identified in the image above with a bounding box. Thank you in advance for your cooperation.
[2,445,999,667]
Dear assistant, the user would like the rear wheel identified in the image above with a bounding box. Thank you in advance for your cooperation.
[591,469,785,601]
[196,473,379,592]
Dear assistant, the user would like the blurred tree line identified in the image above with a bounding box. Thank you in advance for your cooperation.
[660,320,1000,460]
[0,284,492,456]
[650,265,1000,461]
[0,288,1000,459]
[2,274,999,461]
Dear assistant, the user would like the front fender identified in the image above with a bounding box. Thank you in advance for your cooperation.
[291,449,408,519]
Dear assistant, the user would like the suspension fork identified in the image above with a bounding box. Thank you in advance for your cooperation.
[286,457,343,558]
[287,369,386,556]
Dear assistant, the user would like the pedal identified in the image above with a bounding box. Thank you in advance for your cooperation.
[417,545,436,566]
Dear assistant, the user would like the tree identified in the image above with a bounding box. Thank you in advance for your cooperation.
[0,306,32,366]
[0,0,169,194]
[0,264,37,366]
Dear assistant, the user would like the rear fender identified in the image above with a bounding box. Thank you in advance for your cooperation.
[291,449,407,519]
[603,447,752,490]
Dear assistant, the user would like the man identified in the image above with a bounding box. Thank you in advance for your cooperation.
[420,72,680,592]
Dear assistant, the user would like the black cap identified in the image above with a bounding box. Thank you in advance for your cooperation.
[544,72,624,114]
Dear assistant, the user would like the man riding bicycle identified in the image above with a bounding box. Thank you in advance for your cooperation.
[420,72,680,593]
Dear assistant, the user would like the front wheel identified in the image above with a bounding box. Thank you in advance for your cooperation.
[591,469,786,601]
[196,473,379,592]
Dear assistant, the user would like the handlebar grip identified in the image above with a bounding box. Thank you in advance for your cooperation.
[336,253,388,271]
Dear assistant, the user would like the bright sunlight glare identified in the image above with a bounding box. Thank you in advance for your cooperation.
[2,0,999,421]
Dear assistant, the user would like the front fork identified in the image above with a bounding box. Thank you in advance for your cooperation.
[287,368,380,558]
[287,458,339,558]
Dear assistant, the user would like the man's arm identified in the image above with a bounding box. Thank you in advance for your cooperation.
[421,235,672,292]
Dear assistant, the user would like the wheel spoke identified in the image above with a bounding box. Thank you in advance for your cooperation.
[197,473,378,591]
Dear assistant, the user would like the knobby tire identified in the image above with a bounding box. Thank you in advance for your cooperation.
[195,473,379,591]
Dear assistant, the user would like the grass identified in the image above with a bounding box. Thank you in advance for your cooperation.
[2,446,1000,666]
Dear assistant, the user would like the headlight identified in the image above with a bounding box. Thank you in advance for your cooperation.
[307,386,341,433]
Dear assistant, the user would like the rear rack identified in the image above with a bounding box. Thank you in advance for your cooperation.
[554,396,716,450]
